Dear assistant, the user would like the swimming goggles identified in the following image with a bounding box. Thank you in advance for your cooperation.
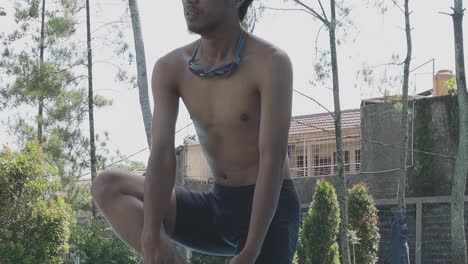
[188,30,246,77]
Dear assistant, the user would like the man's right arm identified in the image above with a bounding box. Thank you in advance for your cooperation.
[141,56,179,246]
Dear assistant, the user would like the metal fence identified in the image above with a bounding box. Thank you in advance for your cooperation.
[287,135,361,178]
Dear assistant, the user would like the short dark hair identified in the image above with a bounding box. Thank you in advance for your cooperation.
[239,0,254,21]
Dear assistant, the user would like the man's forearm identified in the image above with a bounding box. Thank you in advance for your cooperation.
[243,158,284,256]
[142,147,176,244]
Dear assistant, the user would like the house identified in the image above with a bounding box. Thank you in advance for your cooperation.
[184,109,362,181]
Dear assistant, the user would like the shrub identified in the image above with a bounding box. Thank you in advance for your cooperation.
[293,227,306,264]
[348,183,380,264]
[69,217,142,264]
[0,141,71,264]
[301,179,340,264]
[190,251,231,264]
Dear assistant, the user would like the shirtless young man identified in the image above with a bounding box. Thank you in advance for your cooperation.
[91,0,300,263]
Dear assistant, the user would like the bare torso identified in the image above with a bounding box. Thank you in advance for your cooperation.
[169,33,291,186]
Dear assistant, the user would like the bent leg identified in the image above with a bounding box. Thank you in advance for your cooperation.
[91,169,182,261]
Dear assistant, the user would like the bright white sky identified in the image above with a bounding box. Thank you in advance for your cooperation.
[0,0,466,176]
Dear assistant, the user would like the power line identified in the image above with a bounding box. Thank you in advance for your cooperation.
[76,86,457,181]
[77,122,194,180]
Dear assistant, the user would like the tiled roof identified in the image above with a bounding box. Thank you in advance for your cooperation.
[290,109,361,134]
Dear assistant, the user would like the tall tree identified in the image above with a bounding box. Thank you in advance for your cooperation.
[128,0,152,148]
[85,0,98,219]
[449,0,468,262]
[0,0,91,178]
[397,0,412,214]
[0,0,118,216]
[38,0,46,142]
[328,2,350,261]
[286,1,351,262]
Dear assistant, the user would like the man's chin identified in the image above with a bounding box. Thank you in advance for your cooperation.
[187,26,203,35]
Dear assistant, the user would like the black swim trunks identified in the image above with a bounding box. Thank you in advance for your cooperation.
[170,179,301,264]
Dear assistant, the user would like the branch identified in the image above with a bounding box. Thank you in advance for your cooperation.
[391,0,405,13]
[91,20,128,35]
[65,75,89,86]
[293,89,335,117]
[315,23,326,58]
[317,0,328,21]
[292,0,329,25]
[50,61,86,75]
[337,7,352,25]
[93,60,124,70]
[438,11,453,17]
[263,6,316,16]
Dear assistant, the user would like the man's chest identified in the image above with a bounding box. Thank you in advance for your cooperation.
[178,74,261,130]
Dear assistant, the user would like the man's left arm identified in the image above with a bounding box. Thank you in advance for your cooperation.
[240,50,293,259]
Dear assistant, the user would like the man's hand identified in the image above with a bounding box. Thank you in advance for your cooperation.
[142,239,179,264]
[229,249,258,264]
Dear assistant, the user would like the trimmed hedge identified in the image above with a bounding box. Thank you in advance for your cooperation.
[301,179,340,264]
[348,183,380,264]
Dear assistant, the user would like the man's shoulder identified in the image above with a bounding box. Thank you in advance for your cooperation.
[154,41,197,72]
[246,33,290,64]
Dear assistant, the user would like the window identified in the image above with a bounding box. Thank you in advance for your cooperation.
[287,145,293,158]
[297,155,307,177]
[345,151,350,172]
[314,155,331,176]
[355,149,361,171]
[314,155,319,176]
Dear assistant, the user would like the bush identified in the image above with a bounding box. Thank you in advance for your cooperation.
[293,228,306,264]
[348,183,380,264]
[69,217,142,264]
[301,179,340,264]
[189,251,231,264]
[327,242,340,264]
[0,141,71,264]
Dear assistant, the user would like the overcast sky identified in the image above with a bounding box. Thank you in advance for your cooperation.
[0,0,466,175]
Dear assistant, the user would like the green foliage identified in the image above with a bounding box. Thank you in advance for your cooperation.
[445,76,457,95]
[413,103,437,194]
[348,183,380,264]
[108,159,145,173]
[0,0,102,191]
[0,141,71,264]
[69,217,142,264]
[326,242,340,264]
[240,1,264,33]
[189,251,231,264]
[293,228,306,264]
[301,180,340,264]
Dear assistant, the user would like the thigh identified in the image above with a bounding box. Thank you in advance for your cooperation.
[93,169,178,235]
[170,186,236,256]
[236,182,301,263]
[235,219,300,264]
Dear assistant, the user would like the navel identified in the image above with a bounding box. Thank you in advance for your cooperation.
[240,113,249,122]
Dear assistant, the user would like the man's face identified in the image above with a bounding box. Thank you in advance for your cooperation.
[182,0,238,34]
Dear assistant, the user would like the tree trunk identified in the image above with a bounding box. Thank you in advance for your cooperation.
[398,0,412,214]
[329,1,350,263]
[38,0,46,142]
[86,0,98,219]
[450,1,468,262]
[129,0,152,148]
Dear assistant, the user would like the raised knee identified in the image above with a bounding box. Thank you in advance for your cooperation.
[91,170,119,200]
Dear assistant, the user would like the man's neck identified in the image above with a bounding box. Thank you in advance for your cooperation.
[198,23,243,64]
